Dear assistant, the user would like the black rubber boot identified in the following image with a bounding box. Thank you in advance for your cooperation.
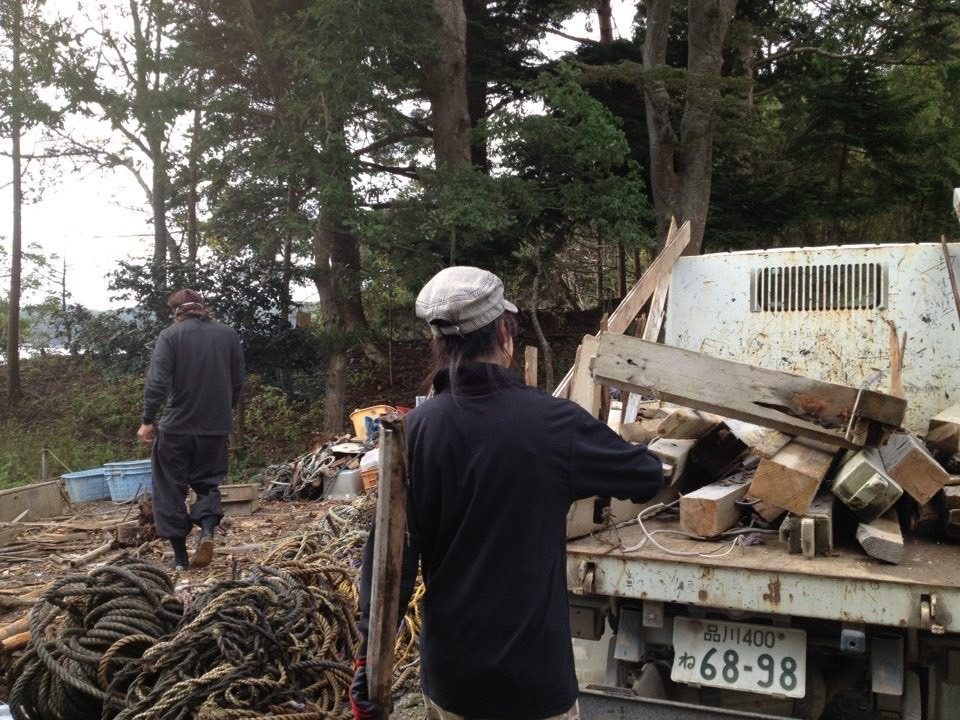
[169,537,189,572]
[190,516,218,569]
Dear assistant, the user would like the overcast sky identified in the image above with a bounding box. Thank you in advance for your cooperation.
[0,2,637,310]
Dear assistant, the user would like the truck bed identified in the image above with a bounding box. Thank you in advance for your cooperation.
[567,517,960,631]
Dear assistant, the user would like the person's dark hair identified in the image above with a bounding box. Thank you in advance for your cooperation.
[426,312,518,394]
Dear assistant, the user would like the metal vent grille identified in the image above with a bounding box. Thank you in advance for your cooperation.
[751,262,886,312]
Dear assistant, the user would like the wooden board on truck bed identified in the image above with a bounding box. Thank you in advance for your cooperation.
[592,334,907,449]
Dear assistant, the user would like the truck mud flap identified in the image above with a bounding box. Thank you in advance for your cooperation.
[579,686,785,720]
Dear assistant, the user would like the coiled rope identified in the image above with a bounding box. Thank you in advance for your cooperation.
[115,562,358,720]
[7,558,183,720]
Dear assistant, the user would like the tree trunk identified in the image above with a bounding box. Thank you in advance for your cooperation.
[530,255,554,390]
[427,0,471,171]
[186,72,203,266]
[150,138,170,281]
[464,0,489,171]
[7,0,23,406]
[595,0,614,43]
[643,0,681,249]
[643,0,737,255]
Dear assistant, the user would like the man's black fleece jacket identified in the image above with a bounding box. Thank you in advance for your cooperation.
[142,317,245,435]
[359,363,663,719]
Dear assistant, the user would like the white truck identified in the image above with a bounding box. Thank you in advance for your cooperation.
[568,239,960,720]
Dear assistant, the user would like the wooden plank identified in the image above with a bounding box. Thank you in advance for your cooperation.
[657,408,720,440]
[749,440,837,515]
[927,405,960,454]
[593,334,906,449]
[679,479,750,537]
[885,319,906,400]
[648,438,695,484]
[366,415,408,715]
[553,221,691,397]
[524,345,538,387]
[619,418,661,445]
[0,481,69,522]
[722,419,792,459]
[879,432,950,505]
[641,275,669,342]
[857,511,904,565]
[568,335,601,416]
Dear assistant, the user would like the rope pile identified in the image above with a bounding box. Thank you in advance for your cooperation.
[115,562,358,720]
[262,492,424,695]
[8,558,183,720]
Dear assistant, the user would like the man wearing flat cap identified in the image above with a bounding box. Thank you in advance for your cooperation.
[138,289,245,571]
[351,267,663,720]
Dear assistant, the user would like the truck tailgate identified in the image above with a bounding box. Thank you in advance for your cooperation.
[567,518,960,631]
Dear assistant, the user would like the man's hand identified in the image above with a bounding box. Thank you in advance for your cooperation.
[137,423,156,445]
[350,658,382,720]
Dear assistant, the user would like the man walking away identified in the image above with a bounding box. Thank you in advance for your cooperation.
[137,289,245,571]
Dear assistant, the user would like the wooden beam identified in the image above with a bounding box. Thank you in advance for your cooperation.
[641,275,669,342]
[656,408,720,440]
[679,479,750,537]
[857,511,904,564]
[524,345,538,387]
[879,432,950,505]
[722,419,791,459]
[366,415,408,715]
[619,418,661,445]
[553,221,691,397]
[592,334,906,449]
[648,438,695,484]
[927,405,960,454]
[749,440,837,515]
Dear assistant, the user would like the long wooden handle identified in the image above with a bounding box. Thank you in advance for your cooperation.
[366,414,408,717]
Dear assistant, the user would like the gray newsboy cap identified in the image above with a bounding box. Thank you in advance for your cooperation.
[415,266,518,336]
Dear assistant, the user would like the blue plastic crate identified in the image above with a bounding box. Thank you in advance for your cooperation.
[105,460,153,502]
[62,468,109,503]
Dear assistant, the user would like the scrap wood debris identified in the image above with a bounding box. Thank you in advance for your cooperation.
[258,435,372,502]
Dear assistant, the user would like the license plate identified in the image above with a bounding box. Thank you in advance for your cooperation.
[671,617,806,698]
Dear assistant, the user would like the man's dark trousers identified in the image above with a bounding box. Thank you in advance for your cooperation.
[152,431,228,538]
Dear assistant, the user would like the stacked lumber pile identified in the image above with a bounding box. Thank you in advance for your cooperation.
[580,331,960,565]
